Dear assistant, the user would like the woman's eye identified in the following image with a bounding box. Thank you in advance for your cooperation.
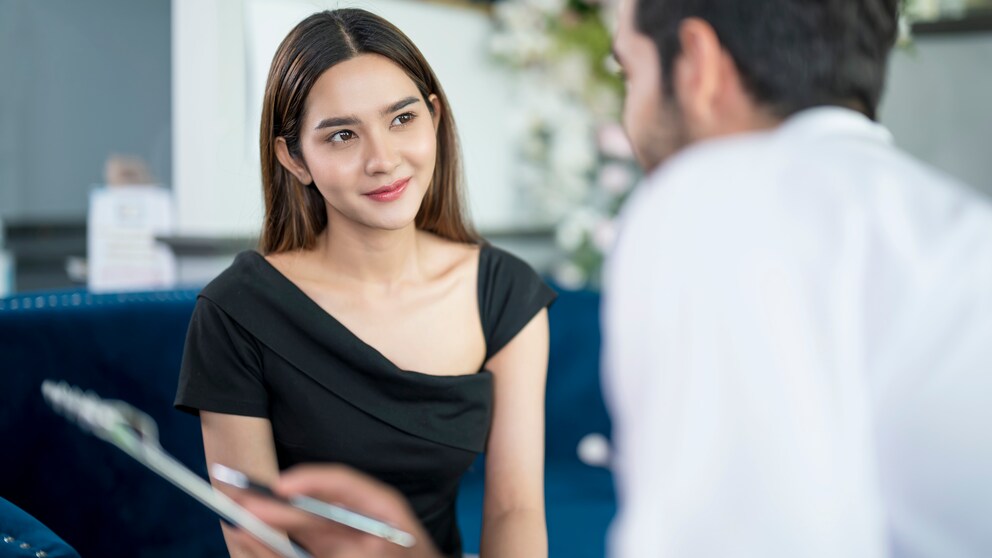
[329,130,355,143]
[391,113,416,127]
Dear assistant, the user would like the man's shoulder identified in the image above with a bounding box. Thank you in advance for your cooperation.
[620,126,992,277]
[635,124,992,228]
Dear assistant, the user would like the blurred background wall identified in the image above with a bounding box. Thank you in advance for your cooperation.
[0,0,171,221]
[0,0,171,290]
[1,0,990,292]
[881,32,992,191]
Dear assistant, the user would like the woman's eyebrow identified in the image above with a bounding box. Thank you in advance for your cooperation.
[315,115,360,130]
[382,96,420,115]
[314,96,422,131]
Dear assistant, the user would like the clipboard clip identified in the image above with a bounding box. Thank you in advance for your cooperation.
[42,380,158,454]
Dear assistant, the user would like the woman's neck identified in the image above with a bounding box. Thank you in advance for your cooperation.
[314,221,427,289]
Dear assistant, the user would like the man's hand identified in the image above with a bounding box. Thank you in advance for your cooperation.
[227,464,442,558]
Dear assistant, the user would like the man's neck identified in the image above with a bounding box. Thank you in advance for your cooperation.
[698,102,783,141]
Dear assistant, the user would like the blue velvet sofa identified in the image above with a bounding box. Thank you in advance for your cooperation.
[0,496,79,558]
[0,285,614,557]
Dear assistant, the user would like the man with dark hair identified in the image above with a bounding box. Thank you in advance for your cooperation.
[636,0,899,119]
[607,0,991,555]
[229,0,992,556]
[616,0,901,168]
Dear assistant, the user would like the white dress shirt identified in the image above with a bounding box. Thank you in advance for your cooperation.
[603,107,992,557]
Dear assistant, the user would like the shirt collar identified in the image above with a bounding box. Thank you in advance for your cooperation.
[776,106,894,146]
[641,106,895,185]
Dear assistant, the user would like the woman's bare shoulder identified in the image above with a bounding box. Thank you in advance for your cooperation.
[261,248,321,283]
[418,231,481,278]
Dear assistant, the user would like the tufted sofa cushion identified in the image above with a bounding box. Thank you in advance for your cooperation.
[0,497,79,558]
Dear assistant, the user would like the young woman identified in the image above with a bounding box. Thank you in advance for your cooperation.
[174,9,553,558]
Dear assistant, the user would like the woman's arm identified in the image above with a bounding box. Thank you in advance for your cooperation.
[480,309,550,558]
[201,411,281,558]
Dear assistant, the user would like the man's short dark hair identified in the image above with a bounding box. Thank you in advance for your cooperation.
[635,0,901,120]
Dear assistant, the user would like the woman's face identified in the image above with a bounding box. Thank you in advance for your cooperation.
[287,53,440,234]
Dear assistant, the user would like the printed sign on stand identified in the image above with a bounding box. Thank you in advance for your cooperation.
[87,185,176,293]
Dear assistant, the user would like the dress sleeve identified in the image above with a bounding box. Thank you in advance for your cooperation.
[174,296,268,417]
[479,246,558,361]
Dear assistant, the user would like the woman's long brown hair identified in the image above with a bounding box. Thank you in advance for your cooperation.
[258,9,479,254]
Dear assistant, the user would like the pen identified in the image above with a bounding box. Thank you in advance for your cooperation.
[210,463,416,548]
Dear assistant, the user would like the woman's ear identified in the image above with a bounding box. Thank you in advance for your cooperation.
[274,137,313,185]
[428,94,442,132]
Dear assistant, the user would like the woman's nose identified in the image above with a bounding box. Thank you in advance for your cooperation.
[364,131,400,176]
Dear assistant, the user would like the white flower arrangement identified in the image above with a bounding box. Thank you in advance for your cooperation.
[490,0,919,289]
[490,0,640,290]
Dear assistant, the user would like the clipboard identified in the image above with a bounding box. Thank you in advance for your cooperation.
[41,380,311,558]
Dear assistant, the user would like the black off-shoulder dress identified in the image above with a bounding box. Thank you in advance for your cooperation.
[175,245,556,557]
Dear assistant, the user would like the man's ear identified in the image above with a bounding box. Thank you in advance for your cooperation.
[428,94,442,132]
[673,18,724,133]
[275,137,313,185]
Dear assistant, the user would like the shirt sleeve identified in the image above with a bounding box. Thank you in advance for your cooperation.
[479,246,558,361]
[604,170,888,556]
[174,296,269,417]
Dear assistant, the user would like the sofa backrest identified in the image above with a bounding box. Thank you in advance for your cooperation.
[0,285,613,557]
[0,289,226,558]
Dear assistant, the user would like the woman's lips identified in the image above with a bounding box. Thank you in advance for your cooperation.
[365,177,410,202]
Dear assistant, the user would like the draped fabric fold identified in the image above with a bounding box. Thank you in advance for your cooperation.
[201,251,494,453]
